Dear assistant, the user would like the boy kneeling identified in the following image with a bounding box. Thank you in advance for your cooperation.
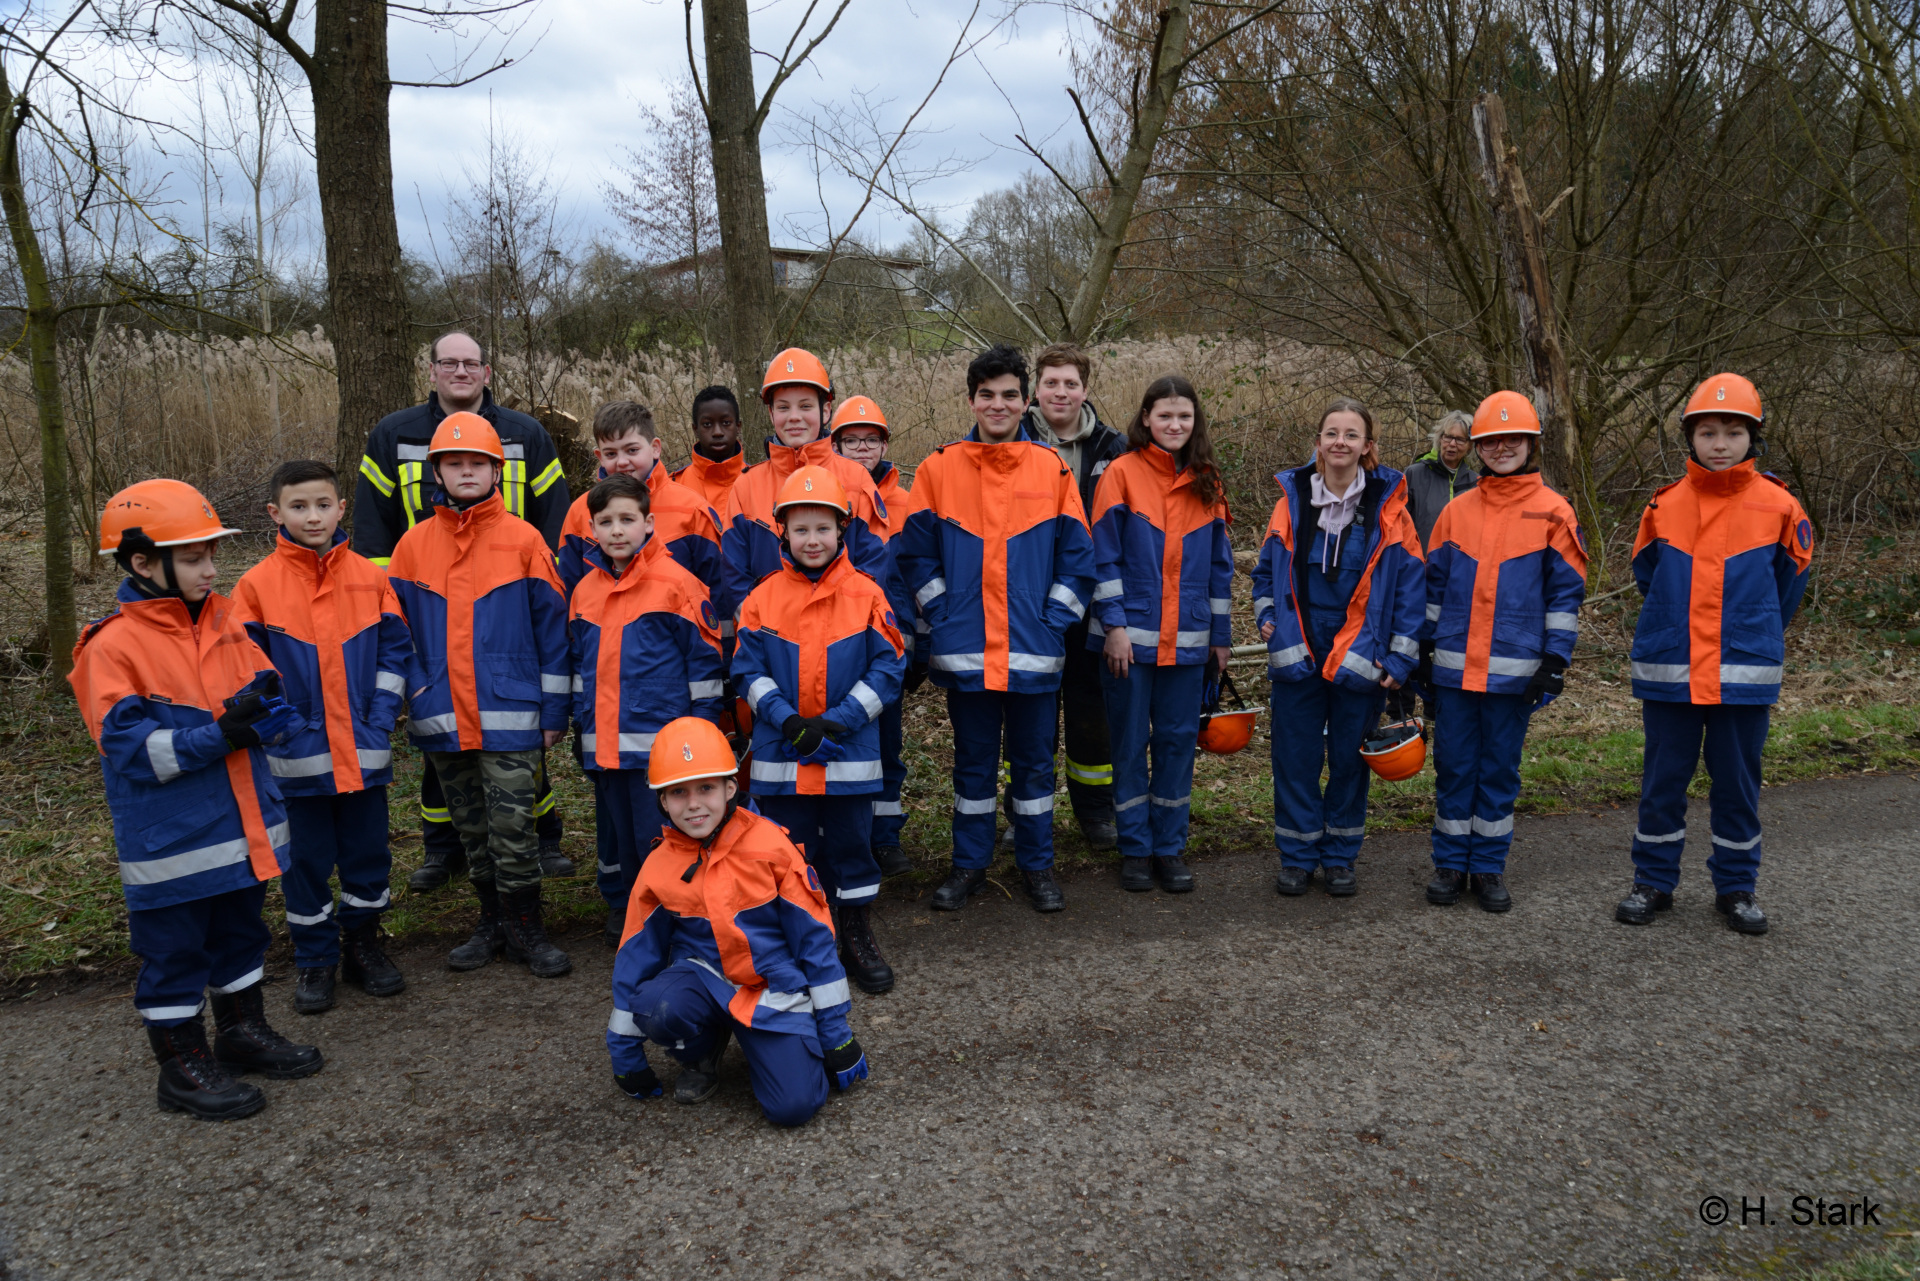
[606,718,868,1126]
[71,480,321,1119]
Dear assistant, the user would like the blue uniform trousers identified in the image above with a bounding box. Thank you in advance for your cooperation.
[872,700,906,849]
[1430,687,1533,874]
[946,689,1058,871]
[633,965,828,1128]
[756,793,879,905]
[1269,673,1386,869]
[594,768,665,911]
[128,881,272,1027]
[283,788,392,966]
[1632,701,1770,894]
[1101,661,1205,860]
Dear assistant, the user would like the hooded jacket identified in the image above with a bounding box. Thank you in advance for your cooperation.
[69,582,291,912]
[1087,445,1234,666]
[1021,402,1128,518]
[231,529,415,795]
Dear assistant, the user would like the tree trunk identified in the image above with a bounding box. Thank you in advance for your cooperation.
[701,0,778,452]
[1471,92,1576,490]
[1063,0,1191,345]
[0,80,77,680]
[309,0,415,486]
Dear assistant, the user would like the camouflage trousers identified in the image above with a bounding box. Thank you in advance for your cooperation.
[428,749,545,893]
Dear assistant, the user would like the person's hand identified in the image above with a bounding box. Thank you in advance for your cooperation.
[782,715,825,757]
[1210,645,1232,675]
[543,728,565,748]
[825,1037,868,1091]
[1259,621,1276,642]
[1525,654,1568,707]
[1380,675,1402,691]
[217,690,269,749]
[614,1065,663,1099]
[1103,626,1132,679]
[901,665,927,696]
[251,696,301,747]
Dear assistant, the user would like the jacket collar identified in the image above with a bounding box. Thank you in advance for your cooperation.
[431,489,505,533]
[114,578,225,639]
[584,529,664,584]
[1021,401,1102,447]
[766,434,834,479]
[1140,442,1191,488]
[1472,470,1544,504]
[427,387,497,424]
[778,542,852,585]
[1685,457,1758,496]
[271,526,351,581]
[870,459,898,490]
[964,420,1039,446]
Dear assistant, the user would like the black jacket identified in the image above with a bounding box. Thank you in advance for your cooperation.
[1404,450,1478,551]
[1020,402,1129,518]
[352,388,570,564]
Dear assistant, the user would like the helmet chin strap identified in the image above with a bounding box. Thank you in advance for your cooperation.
[117,546,183,599]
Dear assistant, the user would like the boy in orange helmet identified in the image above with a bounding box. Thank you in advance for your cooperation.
[71,480,322,1120]
[387,413,575,977]
[1616,374,1812,935]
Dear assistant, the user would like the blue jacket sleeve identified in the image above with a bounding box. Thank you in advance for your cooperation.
[731,619,799,731]
[98,695,233,784]
[1380,543,1426,685]
[1208,517,1234,647]
[1251,534,1281,632]
[607,896,673,1074]
[1089,504,1129,632]
[828,610,907,732]
[1541,546,1587,667]
[772,894,853,1049]
[680,614,728,723]
[557,534,591,599]
[532,576,572,733]
[371,611,413,733]
[721,515,760,631]
[1044,511,1096,637]
[1777,546,1811,628]
[896,508,946,651]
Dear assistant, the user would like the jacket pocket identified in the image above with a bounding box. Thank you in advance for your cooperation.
[136,775,227,854]
[489,659,543,705]
[1722,616,1784,664]
[1631,622,1685,662]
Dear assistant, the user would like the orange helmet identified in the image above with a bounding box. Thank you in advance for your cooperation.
[829,395,890,441]
[98,479,242,557]
[1198,708,1259,755]
[1682,373,1763,427]
[762,348,832,402]
[773,465,851,522]
[1471,391,1541,439]
[428,411,505,462]
[648,716,739,790]
[1361,718,1427,782]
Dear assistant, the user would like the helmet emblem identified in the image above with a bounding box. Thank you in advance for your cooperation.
[682,743,694,761]
[452,424,463,439]
[1716,388,1726,401]
[202,502,214,519]
[804,477,814,491]
[859,405,868,417]
[785,360,795,373]
[1499,408,1509,421]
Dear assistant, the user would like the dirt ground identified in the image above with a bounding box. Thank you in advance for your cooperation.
[0,774,1915,1280]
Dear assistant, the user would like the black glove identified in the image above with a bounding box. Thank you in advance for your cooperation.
[1415,640,1435,695]
[1525,653,1568,705]
[781,715,824,756]
[217,691,270,750]
[901,665,928,696]
[613,1065,663,1099]
[825,1036,868,1090]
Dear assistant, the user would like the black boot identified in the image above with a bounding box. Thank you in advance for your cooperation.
[539,836,576,879]
[499,885,573,978]
[1023,867,1065,913]
[448,881,504,970]
[1470,872,1512,913]
[1274,865,1314,896]
[675,1026,729,1104]
[1614,883,1673,926]
[874,845,912,878]
[1078,814,1119,851]
[211,986,324,1080]
[838,904,895,994]
[340,920,406,997]
[149,1016,265,1121]
[1152,856,1195,893]
[1323,865,1358,897]
[929,865,988,911]
[1120,857,1154,892]
[1426,868,1466,906]
[292,965,336,1015]
[1715,890,1769,935]
[407,827,466,892]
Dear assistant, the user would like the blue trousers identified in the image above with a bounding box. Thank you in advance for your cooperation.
[947,689,1058,871]
[1270,674,1386,869]
[594,768,665,910]
[283,788,392,966]
[1430,687,1533,874]
[633,965,827,1128]
[756,793,879,904]
[1101,661,1204,860]
[1632,701,1770,894]
[128,882,271,1027]
[872,700,906,849]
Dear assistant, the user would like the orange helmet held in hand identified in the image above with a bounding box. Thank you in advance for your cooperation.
[1682,373,1763,427]
[1361,718,1427,781]
[98,479,242,557]
[1471,391,1541,439]
[773,465,851,522]
[829,395,890,441]
[762,348,833,402]
[648,717,739,790]
[1198,708,1259,755]
[428,411,505,462]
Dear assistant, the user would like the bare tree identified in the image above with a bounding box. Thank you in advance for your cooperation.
[606,75,722,365]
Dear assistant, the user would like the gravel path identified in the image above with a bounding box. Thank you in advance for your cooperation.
[1,774,1915,1280]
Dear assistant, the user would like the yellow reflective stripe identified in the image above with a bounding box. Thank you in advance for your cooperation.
[399,461,425,528]
[529,458,564,496]
[366,556,391,569]
[532,789,556,817]
[503,460,527,517]
[359,455,395,497]
[420,804,450,823]
[1064,757,1112,785]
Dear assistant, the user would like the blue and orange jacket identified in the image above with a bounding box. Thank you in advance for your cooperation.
[1250,463,1427,691]
[1630,459,1813,705]
[557,463,725,609]
[1088,445,1234,666]
[387,490,571,753]
[607,805,853,1074]
[721,437,893,622]
[569,536,727,771]
[1423,472,1588,696]
[870,461,918,539]
[671,446,746,516]
[69,582,290,912]
[231,529,415,795]
[895,425,1096,693]
[732,549,907,795]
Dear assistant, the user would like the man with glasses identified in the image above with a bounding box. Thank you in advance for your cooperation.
[354,331,574,891]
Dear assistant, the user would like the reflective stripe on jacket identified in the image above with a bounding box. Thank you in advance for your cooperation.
[558,464,725,612]
[1249,463,1426,691]
[68,583,290,911]
[1423,472,1587,696]
[720,438,892,621]
[896,426,1095,694]
[671,447,745,515]
[607,806,853,1075]
[732,551,907,795]
[231,529,415,795]
[1630,460,1813,705]
[569,536,726,771]
[387,491,571,752]
[1087,445,1233,666]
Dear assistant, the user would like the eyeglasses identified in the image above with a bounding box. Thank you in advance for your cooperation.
[433,359,485,373]
[837,435,885,449]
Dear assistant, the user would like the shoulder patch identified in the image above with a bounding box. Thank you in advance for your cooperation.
[805,865,822,894]
[1797,518,1812,551]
